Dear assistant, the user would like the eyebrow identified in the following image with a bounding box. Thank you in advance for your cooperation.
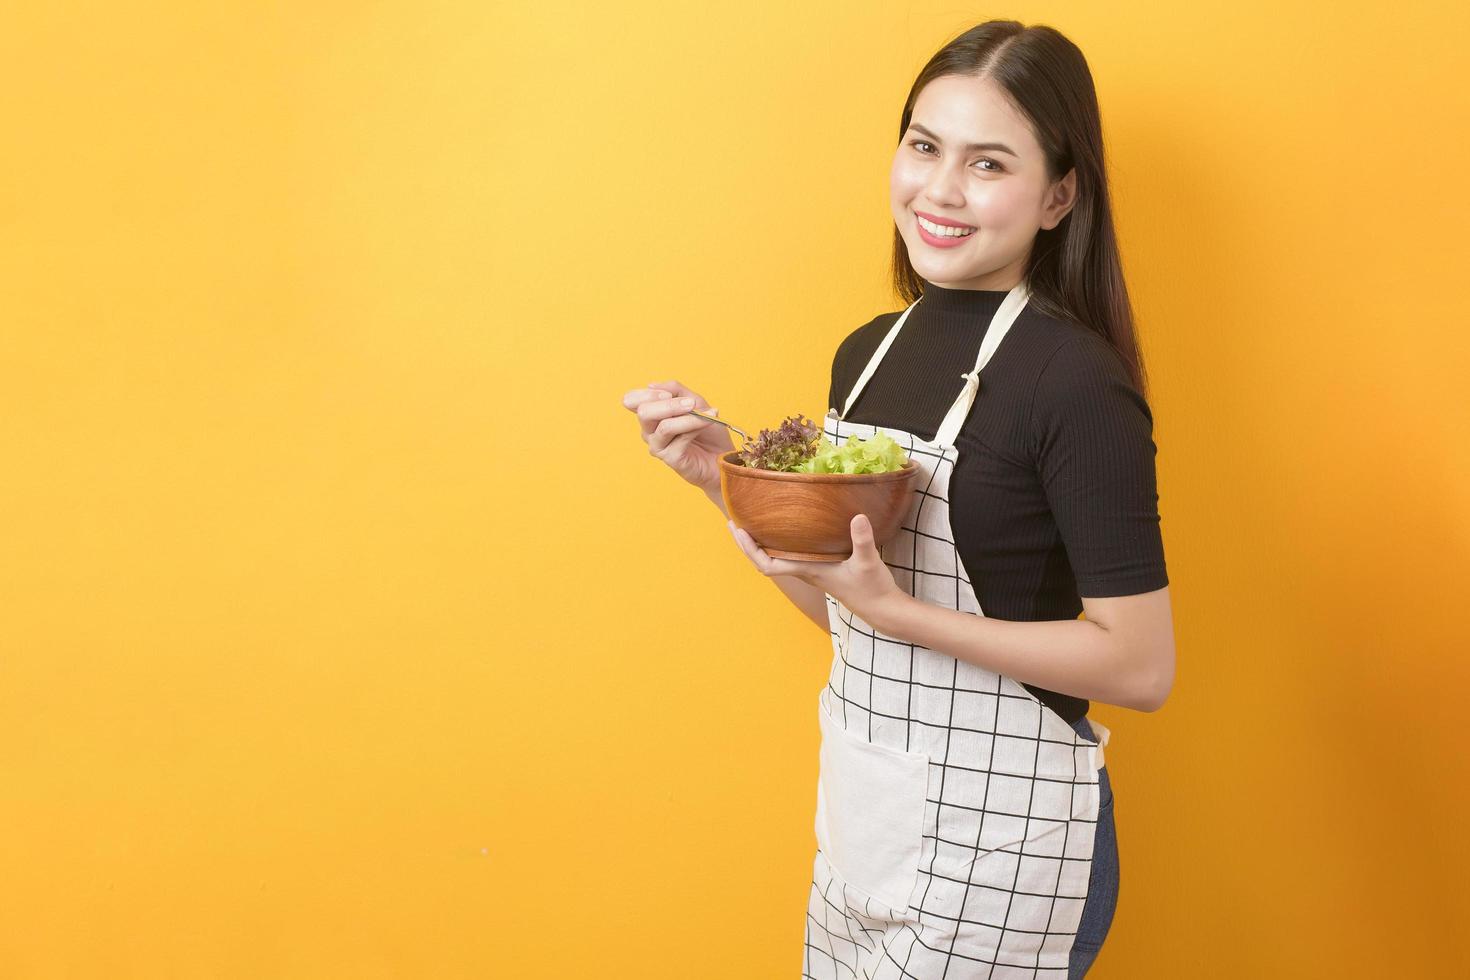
[906,123,1018,158]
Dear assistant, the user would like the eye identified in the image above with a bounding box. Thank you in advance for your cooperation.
[908,140,1004,173]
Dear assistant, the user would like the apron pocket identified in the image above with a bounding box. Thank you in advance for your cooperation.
[815,698,930,913]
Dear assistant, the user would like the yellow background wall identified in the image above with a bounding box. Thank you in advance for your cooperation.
[3,2,1467,977]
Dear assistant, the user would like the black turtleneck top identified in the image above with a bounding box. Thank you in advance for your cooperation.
[828,282,1169,725]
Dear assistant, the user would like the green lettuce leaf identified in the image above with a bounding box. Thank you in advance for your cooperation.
[791,430,907,474]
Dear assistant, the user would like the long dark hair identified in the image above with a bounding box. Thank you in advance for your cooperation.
[891,21,1151,398]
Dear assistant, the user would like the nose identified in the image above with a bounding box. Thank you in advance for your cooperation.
[924,163,967,209]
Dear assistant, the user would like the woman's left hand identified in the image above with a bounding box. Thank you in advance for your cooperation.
[727,514,906,629]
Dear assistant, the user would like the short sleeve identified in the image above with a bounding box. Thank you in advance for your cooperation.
[1029,335,1169,597]
[828,340,845,414]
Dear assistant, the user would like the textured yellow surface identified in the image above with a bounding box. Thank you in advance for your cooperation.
[1,2,1466,977]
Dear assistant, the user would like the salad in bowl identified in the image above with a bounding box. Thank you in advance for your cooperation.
[720,414,919,561]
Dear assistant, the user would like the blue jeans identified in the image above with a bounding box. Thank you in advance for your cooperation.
[1068,715,1118,978]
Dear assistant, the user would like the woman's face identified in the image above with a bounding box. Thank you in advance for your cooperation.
[890,74,1076,291]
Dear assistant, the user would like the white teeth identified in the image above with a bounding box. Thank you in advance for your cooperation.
[917,215,975,237]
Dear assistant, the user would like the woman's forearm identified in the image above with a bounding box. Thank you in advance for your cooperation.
[870,593,1162,712]
[704,484,831,634]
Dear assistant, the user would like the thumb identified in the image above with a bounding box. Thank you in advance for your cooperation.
[851,512,875,548]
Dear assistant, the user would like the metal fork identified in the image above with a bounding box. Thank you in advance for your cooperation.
[685,408,753,444]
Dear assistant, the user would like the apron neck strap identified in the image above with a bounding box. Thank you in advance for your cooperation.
[931,284,1029,448]
[832,298,920,422]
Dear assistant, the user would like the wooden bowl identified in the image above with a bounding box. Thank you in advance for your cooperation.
[718,451,920,561]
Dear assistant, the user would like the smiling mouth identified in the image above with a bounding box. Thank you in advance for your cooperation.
[915,213,977,236]
[915,213,977,245]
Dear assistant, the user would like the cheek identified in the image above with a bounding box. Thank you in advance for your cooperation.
[969,188,1030,227]
[889,159,926,199]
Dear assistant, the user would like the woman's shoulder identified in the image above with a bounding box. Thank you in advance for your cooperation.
[828,310,904,413]
[1027,320,1151,434]
[1015,304,1099,351]
[1018,308,1131,385]
[832,309,902,370]
[839,309,902,349]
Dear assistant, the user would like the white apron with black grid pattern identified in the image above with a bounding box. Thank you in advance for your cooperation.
[804,283,1113,980]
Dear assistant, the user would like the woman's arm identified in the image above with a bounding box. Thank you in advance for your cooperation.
[868,586,1174,712]
[703,484,830,634]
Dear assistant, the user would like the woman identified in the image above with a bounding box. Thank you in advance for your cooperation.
[621,20,1174,979]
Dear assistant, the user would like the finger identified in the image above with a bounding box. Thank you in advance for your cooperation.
[647,410,719,454]
[653,427,701,462]
[637,395,702,434]
[727,522,764,567]
[852,512,884,556]
[727,520,769,572]
[647,379,697,399]
[648,382,713,414]
[622,386,674,412]
[732,525,813,578]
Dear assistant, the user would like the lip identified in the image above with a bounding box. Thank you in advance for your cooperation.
[914,210,976,229]
[914,212,976,249]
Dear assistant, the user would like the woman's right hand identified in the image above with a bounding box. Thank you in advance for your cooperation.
[621,379,734,494]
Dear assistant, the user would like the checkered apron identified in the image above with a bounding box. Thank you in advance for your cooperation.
[804,284,1112,979]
